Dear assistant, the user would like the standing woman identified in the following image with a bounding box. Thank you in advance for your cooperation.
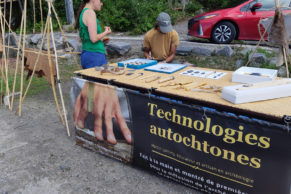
[75,0,111,69]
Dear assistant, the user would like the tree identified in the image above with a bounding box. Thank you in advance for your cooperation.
[64,0,75,25]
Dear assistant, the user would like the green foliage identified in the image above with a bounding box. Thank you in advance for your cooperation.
[98,0,170,34]
[257,48,276,59]
[11,0,244,34]
[185,0,203,14]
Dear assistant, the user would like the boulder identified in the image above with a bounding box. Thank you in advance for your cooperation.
[176,46,193,56]
[30,34,42,45]
[4,33,18,47]
[192,47,212,56]
[278,66,288,77]
[106,42,131,56]
[66,38,82,52]
[249,53,267,64]
[215,46,234,56]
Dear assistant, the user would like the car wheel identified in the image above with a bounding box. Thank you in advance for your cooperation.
[211,21,236,44]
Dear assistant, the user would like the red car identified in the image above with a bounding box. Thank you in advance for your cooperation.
[188,0,291,44]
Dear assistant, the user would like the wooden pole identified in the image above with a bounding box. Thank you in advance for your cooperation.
[11,11,24,109]
[39,0,43,33]
[46,2,65,125]
[0,8,11,109]
[18,0,28,116]
[48,1,70,136]
[51,3,80,66]
[32,0,36,33]
[283,47,290,78]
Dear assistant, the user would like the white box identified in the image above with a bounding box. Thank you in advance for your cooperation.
[232,67,277,84]
[222,79,291,104]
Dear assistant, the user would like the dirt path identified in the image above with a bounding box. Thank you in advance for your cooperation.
[0,81,200,193]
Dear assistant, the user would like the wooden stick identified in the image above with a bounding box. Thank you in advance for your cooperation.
[10,6,24,109]
[32,0,36,33]
[283,47,290,78]
[48,1,70,136]
[18,0,28,116]
[0,8,11,109]
[46,5,65,125]
[2,45,68,58]
[39,0,43,33]
[158,76,175,83]
[51,3,80,67]
[145,76,161,83]
[129,73,143,80]
[6,0,13,59]
[140,74,156,80]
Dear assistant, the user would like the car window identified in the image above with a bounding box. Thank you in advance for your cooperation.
[248,0,291,10]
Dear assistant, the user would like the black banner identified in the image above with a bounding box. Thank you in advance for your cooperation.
[72,78,291,194]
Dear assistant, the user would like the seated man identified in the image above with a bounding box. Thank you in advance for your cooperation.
[143,12,179,63]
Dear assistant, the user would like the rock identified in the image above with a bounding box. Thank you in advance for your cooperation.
[235,60,244,68]
[240,48,251,56]
[5,47,18,58]
[41,36,64,51]
[66,38,82,52]
[106,42,131,56]
[269,57,278,65]
[248,62,262,68]
[4,92,20,106]
[30,34,43,45]
[278,66,288,77]
[249,53,267,64]
[4,33,18,47]
[192,47,212,56]
[176,46,193,56]
[215,46,234,56]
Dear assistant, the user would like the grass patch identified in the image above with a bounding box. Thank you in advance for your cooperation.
[1,73,49,96]
[0,56,81,97]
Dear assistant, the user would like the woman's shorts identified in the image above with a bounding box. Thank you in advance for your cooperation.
[81,51,107,69]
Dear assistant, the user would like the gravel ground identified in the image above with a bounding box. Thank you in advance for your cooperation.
[0,75,201,193]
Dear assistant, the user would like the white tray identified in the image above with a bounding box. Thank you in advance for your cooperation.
[232,67,277,84]
[222,79,291,104]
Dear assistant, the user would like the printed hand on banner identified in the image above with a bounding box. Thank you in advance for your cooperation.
[74,82,132,144]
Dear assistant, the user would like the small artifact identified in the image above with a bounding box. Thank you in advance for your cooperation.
[96,66,126,75]
[176,82,207,91]
[129,73,144,80]
[126,72,134,76]
[191,85,222,93]
[161,80,192,87]
[140,74,156,80]
[145,76,161,83]
[158,76,175,83]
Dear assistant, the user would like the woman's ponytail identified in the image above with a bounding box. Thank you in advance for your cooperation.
[75,0,90,29]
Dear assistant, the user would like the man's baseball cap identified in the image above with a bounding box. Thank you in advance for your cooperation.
[157,12,173,33]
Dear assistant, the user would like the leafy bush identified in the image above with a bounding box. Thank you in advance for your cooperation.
[98,0,170,34]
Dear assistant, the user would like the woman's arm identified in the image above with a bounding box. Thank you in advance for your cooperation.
[83,9,111,43]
